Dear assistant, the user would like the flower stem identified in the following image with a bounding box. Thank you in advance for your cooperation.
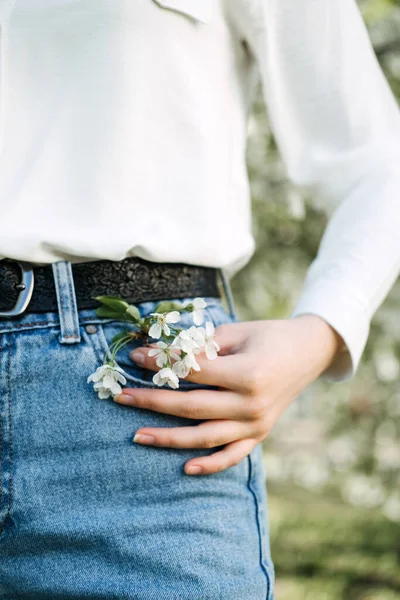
[104,334,133,365]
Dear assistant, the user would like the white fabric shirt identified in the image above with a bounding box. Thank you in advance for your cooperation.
[1,0,400,382]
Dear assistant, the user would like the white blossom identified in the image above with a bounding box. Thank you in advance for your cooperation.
[172,326,205,353]
[197,321,220,360]
[148,311,180,339]
[87,364,127,399]
[172,352,201,378]
[191,298,207,326]
[148,341,180,368]
[153,367,180,389]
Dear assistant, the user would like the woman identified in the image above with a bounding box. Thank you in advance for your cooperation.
[1,1,399,598]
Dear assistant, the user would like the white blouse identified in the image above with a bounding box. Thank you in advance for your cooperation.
[0,0,400,382]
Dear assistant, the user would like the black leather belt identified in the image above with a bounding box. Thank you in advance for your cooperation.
[0,257,220,317]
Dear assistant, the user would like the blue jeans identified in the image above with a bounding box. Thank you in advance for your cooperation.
[0,261,275,599]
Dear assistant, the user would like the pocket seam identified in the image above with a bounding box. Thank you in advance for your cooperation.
[247,447,274,600]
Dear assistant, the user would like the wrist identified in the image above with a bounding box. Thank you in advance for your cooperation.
[293,313,346,373]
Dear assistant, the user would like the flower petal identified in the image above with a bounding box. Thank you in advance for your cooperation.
[172,360,190,378]
[148,348,160,357]
[114,371,127,385]
[153,371,165,387]
[193,310,204,326]
[87,365,107,383]
[170,349,181,362]
[193,298,207,309]
[205,343,218,360]
[149,323,162,339]
[155,353,168,368]
[165,311,180,324]
[205,321,214,337]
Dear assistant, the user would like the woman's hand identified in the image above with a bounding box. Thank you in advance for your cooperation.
[114,315,344,475]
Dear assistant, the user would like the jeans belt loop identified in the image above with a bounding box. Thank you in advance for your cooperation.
[51,261,81,344]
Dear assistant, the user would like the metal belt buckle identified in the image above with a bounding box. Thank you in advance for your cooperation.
[0,260,35,318]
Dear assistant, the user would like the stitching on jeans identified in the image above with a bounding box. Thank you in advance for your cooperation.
[246,451,271,600]
[11,320,50,328]
[0,334,13,538]
[83,327,104,366]
[0,317,106,335]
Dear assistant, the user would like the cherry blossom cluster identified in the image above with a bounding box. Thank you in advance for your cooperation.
[87,297,220,399]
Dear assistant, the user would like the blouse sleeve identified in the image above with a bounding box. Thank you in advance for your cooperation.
[229,0,400,381]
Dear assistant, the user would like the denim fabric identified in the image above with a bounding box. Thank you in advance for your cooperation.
[0,261,275,599]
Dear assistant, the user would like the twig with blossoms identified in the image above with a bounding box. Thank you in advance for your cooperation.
[87,297,220,398]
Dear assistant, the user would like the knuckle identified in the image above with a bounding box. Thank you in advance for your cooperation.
[215,323,230,337]
[246,397,266,420]
[203,436,219,449]
[180,400,201,419]
[244,366,264,394]
[143,394,158,412]
[162,434,176,447]
[261,418,274,438]
[249,416,272,440]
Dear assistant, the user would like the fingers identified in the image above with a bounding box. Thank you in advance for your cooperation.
[114,388,249,421]
[130,322,254,390]
[132,419,248,450]
[130,346,166,372]
[130,347,251,390]
[182,354,251,389]
[184,438,257,475]
[212,322,247,355]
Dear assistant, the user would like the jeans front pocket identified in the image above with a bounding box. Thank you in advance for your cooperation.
[84,296,233,390]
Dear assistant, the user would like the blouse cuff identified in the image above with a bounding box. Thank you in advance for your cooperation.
[290,278,370,382]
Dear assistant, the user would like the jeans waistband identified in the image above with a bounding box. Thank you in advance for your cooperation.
[0,261,237,338]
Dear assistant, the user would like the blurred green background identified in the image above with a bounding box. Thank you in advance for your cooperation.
[233,1,400,597]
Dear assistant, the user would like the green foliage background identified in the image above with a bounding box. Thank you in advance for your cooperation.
[232,1,400,597]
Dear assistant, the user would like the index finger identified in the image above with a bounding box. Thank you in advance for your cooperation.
[130,347,249,391]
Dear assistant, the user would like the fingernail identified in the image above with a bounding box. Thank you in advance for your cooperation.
[114,394,136,404]
[130,351,145,365]
[186,465,202,475]
[133,433,155,445]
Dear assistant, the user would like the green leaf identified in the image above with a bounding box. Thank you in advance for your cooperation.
[126,304,141,321]
[95,306,126,319]
[154,301,185,314]
[95,296,130,313]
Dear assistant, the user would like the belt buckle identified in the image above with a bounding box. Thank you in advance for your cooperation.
[0,260,35,318]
